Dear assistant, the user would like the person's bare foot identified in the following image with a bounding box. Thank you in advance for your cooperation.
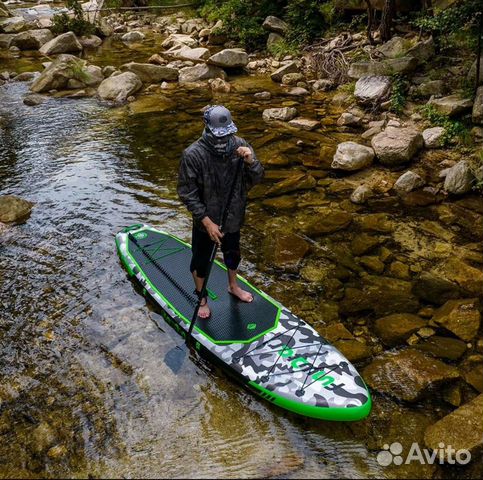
[198,298,211,319]
[228,284,254,302]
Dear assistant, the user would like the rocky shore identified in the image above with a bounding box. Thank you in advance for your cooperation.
[1,1,482,477]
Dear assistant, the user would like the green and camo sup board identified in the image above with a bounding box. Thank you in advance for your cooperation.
[116,224,372,421]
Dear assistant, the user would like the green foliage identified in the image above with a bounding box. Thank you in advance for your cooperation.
[419,104,468,146]
[51,0,95,36]
[267,38,300,58]
[69,59,89,82]
[198,0,341,51]
[389,75,407,114]
[198,0,284,51]
[413,0,482,49]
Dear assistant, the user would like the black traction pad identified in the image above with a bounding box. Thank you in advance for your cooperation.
[127,229,280,344]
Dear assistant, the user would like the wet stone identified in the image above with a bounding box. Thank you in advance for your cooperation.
[432,298,481,342]
[0,195,33,223]
[374,313,427,346]
[296,207,352,236]
[350,233,382,256]
[424,394,483,462]
[363,348,460,402]
[261,232,310,271]
[414,335,467,361]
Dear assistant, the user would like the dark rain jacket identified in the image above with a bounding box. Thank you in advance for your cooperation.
[177,135,264,233]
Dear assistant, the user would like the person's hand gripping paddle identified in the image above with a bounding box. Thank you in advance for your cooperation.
[164,153,246,373]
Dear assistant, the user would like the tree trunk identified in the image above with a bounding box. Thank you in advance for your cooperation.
[365,0,374,45]
[380,0,395,42]
[476,12,482,91]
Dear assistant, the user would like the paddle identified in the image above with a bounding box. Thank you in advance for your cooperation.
[164,154,245,373]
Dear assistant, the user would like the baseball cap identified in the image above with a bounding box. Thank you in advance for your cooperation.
[203,105,238,137]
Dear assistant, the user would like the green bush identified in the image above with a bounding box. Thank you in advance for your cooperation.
[198,0,341,51]
[419,104,468,146]
[389,74,407,114]
[51,0,95,37]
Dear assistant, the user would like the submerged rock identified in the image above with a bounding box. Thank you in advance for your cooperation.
[262,232,310,271]
[39,32,82,55]
[0,195,33,223]
[363,348,460,402]
[331,141,374,171]
[374,313,427,346]
[371,126,423,166]
[415,335,467,360]
[97,71,142,103]
[297,207,352,236]
[424,394,483,462]
[267,173,315,196]
[412,271,462,305]
[340,276,419,316]
[432,298,481,341]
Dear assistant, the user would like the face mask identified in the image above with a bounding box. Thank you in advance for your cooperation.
[202,128,235,155]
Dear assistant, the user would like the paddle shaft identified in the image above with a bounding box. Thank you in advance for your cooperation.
[187,156,245,340]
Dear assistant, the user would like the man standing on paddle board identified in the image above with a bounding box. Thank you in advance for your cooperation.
[177,105,264,319]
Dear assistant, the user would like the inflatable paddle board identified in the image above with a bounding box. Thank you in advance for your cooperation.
[116,224,372,421]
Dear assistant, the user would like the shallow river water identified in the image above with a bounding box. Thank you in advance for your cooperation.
[1,21,482,479]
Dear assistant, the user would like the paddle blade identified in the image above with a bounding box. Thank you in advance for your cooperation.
[164,344,187,374]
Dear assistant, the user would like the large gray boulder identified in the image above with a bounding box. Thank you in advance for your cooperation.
[354,75,391,104]
[270,61,298,82]
[178,63,226,83]
[472,86,483,125]
[120,62,178,83]
[39,32,82,55]
[0,16,28,34]
[262,16,288,34]
[371,126,423,166]
[97,71,142,102]
[161,33,197,49]
[348,57,418,79]
[262,107,297,122]
[208,48,248,68]
[79,35,102,49]
[443,160,474,194]
[11,29,53,50]
[428,95,473,116]
[165,45,210,62]
[30,54,81,93]
[121,31,145,43]
[331,141,374,171]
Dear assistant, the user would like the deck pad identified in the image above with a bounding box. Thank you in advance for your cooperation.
[116,224,372,421]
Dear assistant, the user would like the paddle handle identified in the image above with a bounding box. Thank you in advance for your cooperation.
[187,156,244,340]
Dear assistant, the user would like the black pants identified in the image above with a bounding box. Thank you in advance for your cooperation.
[190,226,241,278]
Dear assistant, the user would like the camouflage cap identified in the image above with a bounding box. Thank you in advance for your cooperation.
[203,105,238,137]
